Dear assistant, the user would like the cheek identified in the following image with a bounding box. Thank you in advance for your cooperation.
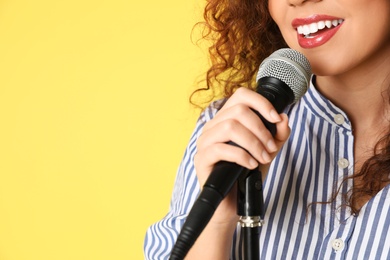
[267,0,279,24]
[267,0,297,49]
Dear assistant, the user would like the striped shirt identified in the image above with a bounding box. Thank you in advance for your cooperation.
[144,79,390,259]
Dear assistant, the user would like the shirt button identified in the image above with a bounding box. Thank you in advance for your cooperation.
[338,158,349,169]
[334,114,345,125]
[332,238,344,251]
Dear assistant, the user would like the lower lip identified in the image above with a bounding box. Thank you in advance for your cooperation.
[297,24,342,48]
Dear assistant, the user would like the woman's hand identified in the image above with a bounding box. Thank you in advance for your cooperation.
[186,87,291,259]
[194,87,291,226]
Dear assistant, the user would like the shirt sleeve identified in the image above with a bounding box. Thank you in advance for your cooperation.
[143,101,221,260]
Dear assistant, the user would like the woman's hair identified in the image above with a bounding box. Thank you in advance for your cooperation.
[344,87,390,214]
[347,135,390,213]
[194,0,390,215]
[191,0,287,105]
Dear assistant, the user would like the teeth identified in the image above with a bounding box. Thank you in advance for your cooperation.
[303,25,310,35]
[309,23,318,34]
[317,21,325,30]
[297,19,344,37]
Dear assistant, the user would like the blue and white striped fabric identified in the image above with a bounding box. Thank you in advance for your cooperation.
[144,79,390,259]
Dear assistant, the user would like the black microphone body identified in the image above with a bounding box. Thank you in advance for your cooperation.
[169,49,311,260]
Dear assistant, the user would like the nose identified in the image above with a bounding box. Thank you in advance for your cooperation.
[288,0,321,7]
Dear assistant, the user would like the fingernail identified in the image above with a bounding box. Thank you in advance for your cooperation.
[270,110,281,122]
[262,150,271,163]
[267,139,277,152]
[249,158,258,168]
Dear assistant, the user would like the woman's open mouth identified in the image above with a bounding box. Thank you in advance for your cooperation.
[292,15,344,48]
[297,19,344,38]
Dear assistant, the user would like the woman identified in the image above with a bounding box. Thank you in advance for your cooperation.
[144,0,390,258]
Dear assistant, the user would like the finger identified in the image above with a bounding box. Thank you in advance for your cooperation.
[274,113,291,145]
[194,143,259,182]
[222,87,282,123]
[197,119,273,164]
[202,104,278,153]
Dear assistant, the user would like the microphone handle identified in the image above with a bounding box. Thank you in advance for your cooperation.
[169,162,250,260]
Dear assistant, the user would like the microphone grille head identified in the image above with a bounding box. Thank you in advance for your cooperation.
[256,48,312,102]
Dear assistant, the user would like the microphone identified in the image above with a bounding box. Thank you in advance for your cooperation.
[169,48,312,260]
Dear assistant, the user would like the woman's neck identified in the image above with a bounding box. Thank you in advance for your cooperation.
[314,51,390,131]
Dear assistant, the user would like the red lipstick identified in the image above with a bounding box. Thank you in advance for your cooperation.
[292,15,344,49]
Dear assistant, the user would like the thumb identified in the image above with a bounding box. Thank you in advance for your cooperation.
[274,113,290,147]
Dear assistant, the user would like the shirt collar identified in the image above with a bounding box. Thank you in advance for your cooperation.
[301,75,352,132]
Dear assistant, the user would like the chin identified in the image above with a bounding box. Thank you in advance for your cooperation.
[305,53,347,77]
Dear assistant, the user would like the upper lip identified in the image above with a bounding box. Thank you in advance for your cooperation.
[292,14,343,28]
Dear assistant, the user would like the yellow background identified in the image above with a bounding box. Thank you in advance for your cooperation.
[0,0,207,259]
